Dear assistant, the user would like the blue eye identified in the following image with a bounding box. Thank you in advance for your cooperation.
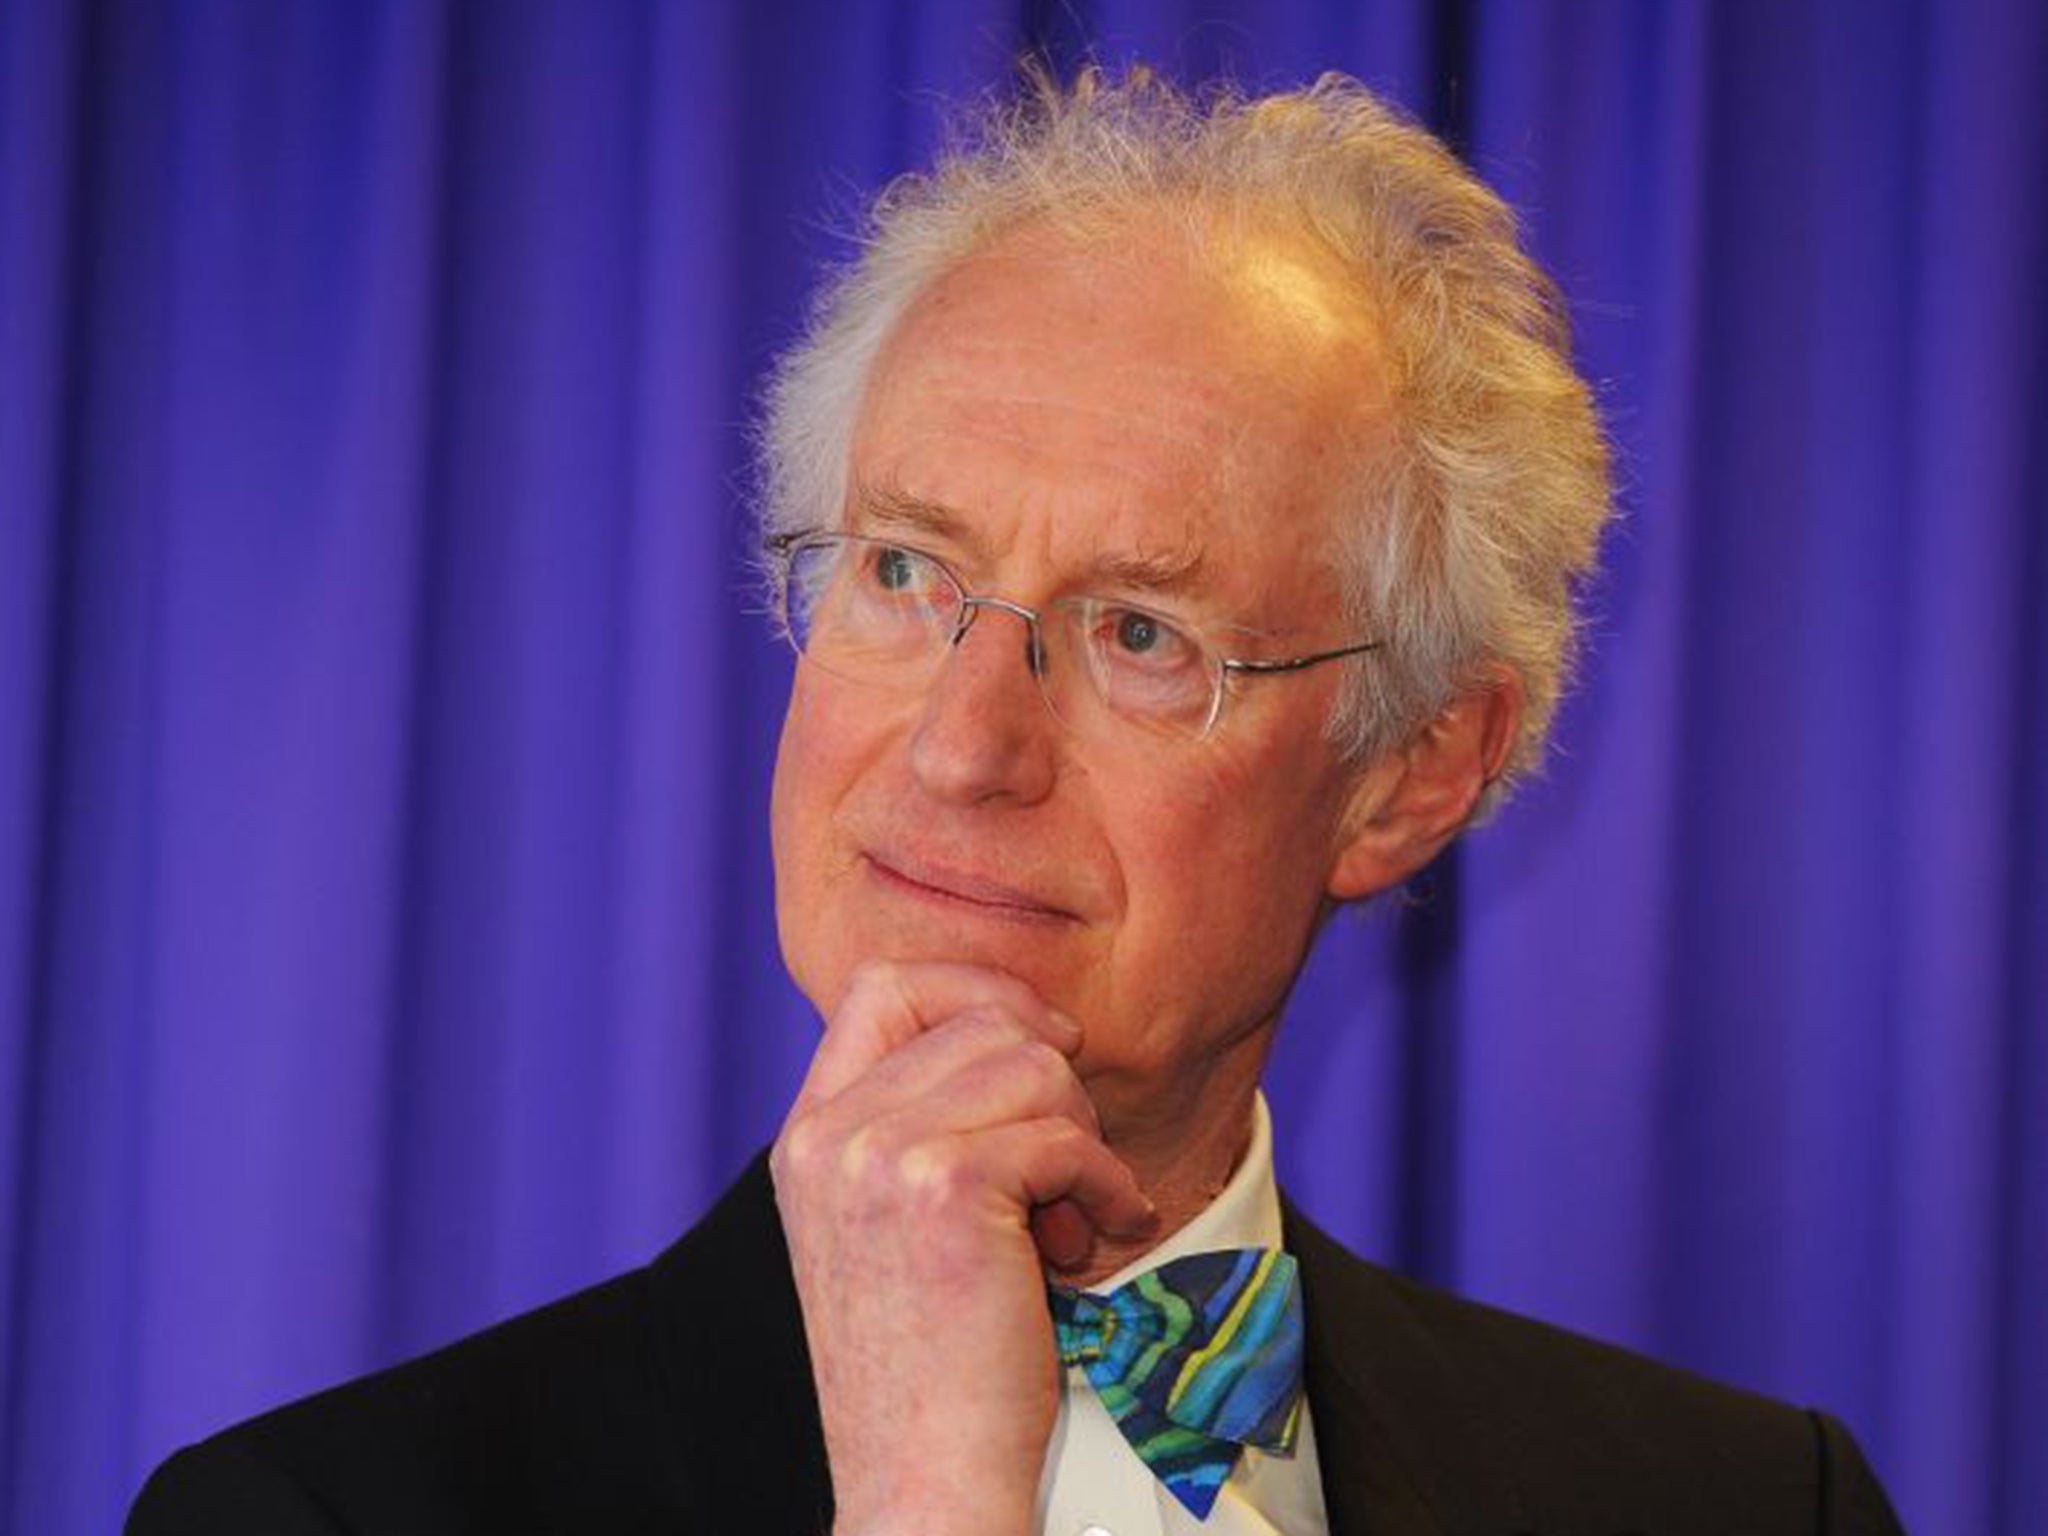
[874,547,917,590]
[1090,605,1198,673]
[1116,610,1161,653]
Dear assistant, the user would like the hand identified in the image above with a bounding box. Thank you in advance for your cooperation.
[770,960,1157,1536]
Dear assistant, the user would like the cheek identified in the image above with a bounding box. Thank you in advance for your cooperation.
[1111,741,1344,955]
[771,670,867,841]
[1109,760,1244,939]
[768,694,822,874]
[769,677,867,969]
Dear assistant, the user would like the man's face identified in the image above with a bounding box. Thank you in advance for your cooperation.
[770,220,1394,1139]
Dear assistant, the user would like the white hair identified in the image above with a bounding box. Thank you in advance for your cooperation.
[758,66,1611,801]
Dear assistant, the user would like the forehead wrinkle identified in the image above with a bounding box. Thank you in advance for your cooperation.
[988,383,1229,459]
[868,373,1230,492]
[914,322,1249,456]
[850,231,1367,636]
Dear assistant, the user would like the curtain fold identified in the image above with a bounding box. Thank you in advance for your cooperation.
[1,3,2040,1532]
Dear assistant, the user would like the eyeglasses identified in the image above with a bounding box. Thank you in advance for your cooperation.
[765,530,1381,743]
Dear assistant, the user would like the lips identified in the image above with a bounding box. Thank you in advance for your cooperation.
[863,851,1080,922]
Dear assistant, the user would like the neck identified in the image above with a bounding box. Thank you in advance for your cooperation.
[1060,1074,1262,1288]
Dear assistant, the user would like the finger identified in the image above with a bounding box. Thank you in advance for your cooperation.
[1031,1201,1096,1274]
[974,1118,1158,1242]
[815,1015,1101,1148]
[789,1031,1106,1210]
[796,960,1079,1109]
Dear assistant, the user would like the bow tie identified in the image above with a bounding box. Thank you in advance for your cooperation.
[1049,1247,1305,1520]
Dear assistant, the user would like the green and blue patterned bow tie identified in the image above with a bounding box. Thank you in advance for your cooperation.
[1049,1247,1304,1520]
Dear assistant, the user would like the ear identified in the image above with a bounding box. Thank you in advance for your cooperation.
[1325,668,1524,901]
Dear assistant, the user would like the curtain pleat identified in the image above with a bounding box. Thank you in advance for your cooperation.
[0,3,2040,1531]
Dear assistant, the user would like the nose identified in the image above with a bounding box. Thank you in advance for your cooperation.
[907,601,1059,807]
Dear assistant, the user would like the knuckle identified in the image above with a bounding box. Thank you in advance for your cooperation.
[1015,1038,1073,1090]
[835,1132,975,1221]
[953,1007,1026,1048]
[773,1116,825,1181]
[842,957,904,1007]
[901,1142,979,1218]
[893,1140,953,1197]
[828,966,879,1027]
[838,1122,887,1188]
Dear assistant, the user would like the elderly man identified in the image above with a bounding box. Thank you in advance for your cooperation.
[131,69,1903,1536]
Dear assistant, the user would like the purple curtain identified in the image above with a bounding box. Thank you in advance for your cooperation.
[3,3,2042,1532]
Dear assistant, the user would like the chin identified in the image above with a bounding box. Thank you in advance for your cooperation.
[885,924,1080,996]
[790,920,1082,1023]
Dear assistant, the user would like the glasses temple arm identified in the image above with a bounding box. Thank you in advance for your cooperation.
[1221,640,1382,677]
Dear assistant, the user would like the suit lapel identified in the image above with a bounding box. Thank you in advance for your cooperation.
[1283,1196,1531,1536]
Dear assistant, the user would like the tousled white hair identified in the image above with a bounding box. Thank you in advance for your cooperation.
[758,66,1611,802]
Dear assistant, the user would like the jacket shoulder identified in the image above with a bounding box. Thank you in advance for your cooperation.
[1281,1200,1904,1534]
[128,1152,827,1535]
[131,1264,680,1535]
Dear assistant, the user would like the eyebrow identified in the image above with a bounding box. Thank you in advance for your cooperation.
[848,483,1213,601]
[851,485,967,547]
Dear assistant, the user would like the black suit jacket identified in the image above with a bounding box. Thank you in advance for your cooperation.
[129,1152,1904,1535]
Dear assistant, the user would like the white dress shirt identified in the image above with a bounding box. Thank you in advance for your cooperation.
[1033,1095,1330,1536]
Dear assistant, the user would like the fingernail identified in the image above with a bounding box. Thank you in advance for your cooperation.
[1050,1010,1082,1045]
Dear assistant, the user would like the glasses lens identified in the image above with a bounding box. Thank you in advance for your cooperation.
[782,536,961,682]
[777,539,1223,741]
[1052,598,1220,739]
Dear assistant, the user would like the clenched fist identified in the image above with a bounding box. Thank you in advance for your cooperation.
[770,959,1158,1536]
